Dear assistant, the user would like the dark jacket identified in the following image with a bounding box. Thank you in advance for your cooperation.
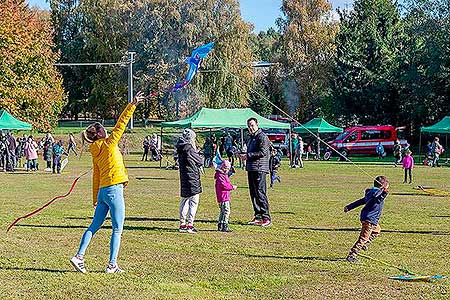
[176,137,203,197]
[245,129,270,173]
[269,154,281,172]
[345,187,388,225]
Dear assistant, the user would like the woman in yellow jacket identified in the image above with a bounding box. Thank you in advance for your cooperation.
[70,92,145,274]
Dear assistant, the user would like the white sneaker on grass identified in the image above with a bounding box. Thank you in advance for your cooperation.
[105,264,124,274]
[70,256,86,273]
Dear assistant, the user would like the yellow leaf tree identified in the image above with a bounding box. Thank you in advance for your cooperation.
[0,0,66,131]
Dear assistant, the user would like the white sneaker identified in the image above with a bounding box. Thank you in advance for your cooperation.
[70,256,86,273]
[105,264,124,274]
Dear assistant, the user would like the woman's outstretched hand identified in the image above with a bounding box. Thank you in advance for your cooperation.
[132,91,146,105]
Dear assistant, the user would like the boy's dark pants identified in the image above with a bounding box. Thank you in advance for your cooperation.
[349,221,381,256]
[248,171,270,220]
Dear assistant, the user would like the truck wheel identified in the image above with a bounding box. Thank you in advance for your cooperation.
[339,149,348,161]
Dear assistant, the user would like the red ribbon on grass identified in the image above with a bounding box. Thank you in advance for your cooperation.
[6,170,91,233]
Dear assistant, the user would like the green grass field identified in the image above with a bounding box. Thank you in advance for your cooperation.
[0,149,449,299]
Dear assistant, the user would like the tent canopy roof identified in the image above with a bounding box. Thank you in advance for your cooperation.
[161,108,290,129]
[0,110,32,130]
[421,116,450,134]
[293,118,343,134]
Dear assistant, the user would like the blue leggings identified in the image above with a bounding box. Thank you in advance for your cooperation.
[77,184,124,265]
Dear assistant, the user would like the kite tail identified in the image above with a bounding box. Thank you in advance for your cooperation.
[6,170,91,233]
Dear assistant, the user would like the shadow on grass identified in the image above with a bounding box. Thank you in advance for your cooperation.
[290,227,450,235]
[431,215,450,218]
[135,177,172,180]
[3,172,34,175]
[241,253,344,262]
[126,166,165,169]
[65,216,219,224]
[390,192,428,197]
[0,266,83,273]
[14,223,179,232]
[272,211,295,215]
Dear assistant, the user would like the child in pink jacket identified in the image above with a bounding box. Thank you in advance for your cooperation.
[214,160,237,232]
[402,149,414,184]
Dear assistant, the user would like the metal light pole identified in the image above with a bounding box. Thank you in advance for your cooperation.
[127,51,136,129]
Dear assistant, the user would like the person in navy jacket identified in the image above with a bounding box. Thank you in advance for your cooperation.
[344,175,389,263]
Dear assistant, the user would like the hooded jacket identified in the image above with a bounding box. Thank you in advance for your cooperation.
[176,136,203,197]
[90,103,135,205]
[345,187,388,225]
[214,170,234,202]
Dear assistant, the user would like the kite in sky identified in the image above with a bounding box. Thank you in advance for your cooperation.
[172,42,215,91]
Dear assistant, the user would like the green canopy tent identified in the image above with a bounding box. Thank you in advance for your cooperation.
[160,108,291,167]
[0,110,32,130]
[419,116,450,161]
[161,108,290,129]
[292,118,343,159]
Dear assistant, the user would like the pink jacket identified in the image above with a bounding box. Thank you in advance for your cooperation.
[24,141,38,160]
[214,170,234,203]
[402,155,414,169]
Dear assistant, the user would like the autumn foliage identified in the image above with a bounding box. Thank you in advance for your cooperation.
[0,0,66,131]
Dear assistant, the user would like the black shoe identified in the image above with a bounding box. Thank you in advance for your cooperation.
[346,255,358,263]
[361,244,368,251]
[221,224,233,232]
[218,223,223,231]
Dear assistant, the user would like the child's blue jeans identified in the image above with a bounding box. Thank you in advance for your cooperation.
[77,183,124,265]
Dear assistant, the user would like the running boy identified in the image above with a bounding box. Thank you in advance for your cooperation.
[344,175,389,263]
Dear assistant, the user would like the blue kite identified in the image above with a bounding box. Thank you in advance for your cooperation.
[172,41,215,90]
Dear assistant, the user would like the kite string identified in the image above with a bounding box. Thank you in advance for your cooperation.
[358,253,415,275]
[211,54,378,183]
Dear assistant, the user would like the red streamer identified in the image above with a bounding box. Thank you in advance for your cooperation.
[6,171,90,233]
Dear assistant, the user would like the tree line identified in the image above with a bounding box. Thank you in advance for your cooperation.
[0,0,448,136]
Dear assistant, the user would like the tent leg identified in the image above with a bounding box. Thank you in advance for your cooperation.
[289,129,292,166]
[317,133,320,160]
[240,128,244,168]
[160,126,163,169]
[446,135,448,160]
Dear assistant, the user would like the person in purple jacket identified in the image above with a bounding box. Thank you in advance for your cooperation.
[214,160,237,232]
[344,175,389,263]
[402,149,414,184]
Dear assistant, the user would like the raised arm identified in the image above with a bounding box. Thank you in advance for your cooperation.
[106,91,145,146]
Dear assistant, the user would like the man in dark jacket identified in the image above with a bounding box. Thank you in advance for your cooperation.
[240,118,272,227]
[176,128,203,234]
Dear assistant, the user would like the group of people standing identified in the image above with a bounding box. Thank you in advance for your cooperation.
[142,133,161,161]
[175,117,273,234]
[0,131,77,173]
[70,94,274,273]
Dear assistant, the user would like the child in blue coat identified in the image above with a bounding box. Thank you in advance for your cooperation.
[344,175,389,263]
[52,140,68,174]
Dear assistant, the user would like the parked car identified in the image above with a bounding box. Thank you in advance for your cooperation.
[328,125,408,158]
[263,129,289,154]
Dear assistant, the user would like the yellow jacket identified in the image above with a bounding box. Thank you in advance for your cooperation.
[90,103,136,205]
